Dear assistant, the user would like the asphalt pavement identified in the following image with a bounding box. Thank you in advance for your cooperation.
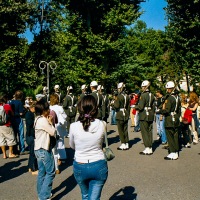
[1,117,200,200]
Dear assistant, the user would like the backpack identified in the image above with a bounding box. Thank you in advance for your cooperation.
[182,108,193,124]
[0,105,7,125]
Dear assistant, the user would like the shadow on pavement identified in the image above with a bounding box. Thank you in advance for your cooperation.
[109,186,137,200]
[107,130,116,135]
[51,173,77,200]
[0,158,28,184]
[129,137,141,148]
[108,135,120,145]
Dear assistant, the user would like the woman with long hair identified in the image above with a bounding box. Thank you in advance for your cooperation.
[179,93,191,148]
[188,91,199,144]
[69,95,108,200]
[34,99,56,200]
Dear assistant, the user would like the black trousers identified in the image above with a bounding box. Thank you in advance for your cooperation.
[28,142,38,171]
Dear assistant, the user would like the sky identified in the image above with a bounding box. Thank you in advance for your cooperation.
[139,0,167,30]
[23,0,168,43]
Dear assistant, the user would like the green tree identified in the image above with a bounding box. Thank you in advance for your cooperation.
[165,0,200,91]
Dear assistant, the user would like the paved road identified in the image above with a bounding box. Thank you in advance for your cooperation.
[1,118,200,200]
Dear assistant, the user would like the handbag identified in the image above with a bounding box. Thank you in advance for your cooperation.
[49,135,57,149]
[102,121,115,161]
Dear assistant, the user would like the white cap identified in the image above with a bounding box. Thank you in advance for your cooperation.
[97,85,104,91]
[141,80,150,87]
[54,85,59,89]
[43,86,48,91]
[118,82,124,89]
[81,84,87,90]
[67,86,73,90]
[90,81,98,87]
[165,81,175,89]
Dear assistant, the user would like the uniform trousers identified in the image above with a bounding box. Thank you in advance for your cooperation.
[116,119,129,144]
[140,121,153,148]
[165,127,179,153]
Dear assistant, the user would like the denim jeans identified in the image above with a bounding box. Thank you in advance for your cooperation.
[111,110,116,125]
[12,117,25,152]
[156,114,167,143]
[73,159,108,200]
[134,111,140,132]
[35,149,55,200]
[192,114,200,135]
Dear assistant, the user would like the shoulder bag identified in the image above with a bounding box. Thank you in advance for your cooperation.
[102,121,115,161]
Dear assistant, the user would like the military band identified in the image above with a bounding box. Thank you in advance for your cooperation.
[47,79,184,160]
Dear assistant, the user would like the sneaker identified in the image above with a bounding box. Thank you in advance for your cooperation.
[139,148,151,155]
[172,152,179,160]
[125,143,129,150]
[148,147,153,154]
[117,143,126,150]
[164,153,173,160]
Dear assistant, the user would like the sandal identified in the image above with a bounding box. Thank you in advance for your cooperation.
[9,154,19,159]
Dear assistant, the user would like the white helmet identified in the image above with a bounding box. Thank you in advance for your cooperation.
[118,82,124,89]
[141,80,150,87]
[43,86,48,91]
[67,86,73,90]
[81,84,87,90]
[97,85,104,91]
[165,81,175,89]
[54,84,59,89]
[90,81,98,87]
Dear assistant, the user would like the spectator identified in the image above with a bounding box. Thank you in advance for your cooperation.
[179,93,191,148]
[34,99,56,200]
[9,90,27,155]
[25,101,38,175]
[0,94,18,159]
[50,94,67,173]
[188,91,199,144]
[69,95,108,200]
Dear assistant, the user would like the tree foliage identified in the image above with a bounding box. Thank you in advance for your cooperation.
[166,0,200,91]
[1,0,198,97]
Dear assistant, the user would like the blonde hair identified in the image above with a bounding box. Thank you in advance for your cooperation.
[189,91,198,104]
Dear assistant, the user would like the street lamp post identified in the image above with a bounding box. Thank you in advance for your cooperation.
[39,61,57,100]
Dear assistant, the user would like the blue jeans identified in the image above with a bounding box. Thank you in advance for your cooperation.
[12,117,25,152]
[73,159,108,200]
[35,149,55,200]
[111,110,116,125]
[156,114,167,143]
[134,111,140,132]
[192,114,200,135]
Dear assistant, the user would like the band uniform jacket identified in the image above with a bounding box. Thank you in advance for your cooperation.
[63,94,78,117]
[102,94,110,119]
[77,93,86,105]
[114,93,130,121]
[135,91,155,121]
[160,94,181,128]
[91,91,105,119]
